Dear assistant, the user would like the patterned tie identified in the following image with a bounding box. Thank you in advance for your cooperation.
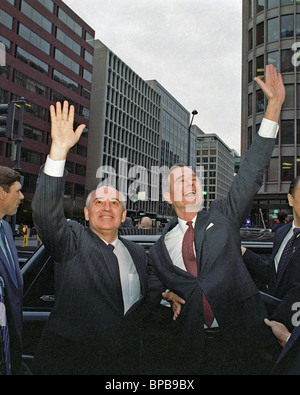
[182,221,214,327]
[0,278,11,375]
[277,227,300,277]
[0,225,17,286]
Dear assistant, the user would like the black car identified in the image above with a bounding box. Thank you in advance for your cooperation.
[20,230,276,374]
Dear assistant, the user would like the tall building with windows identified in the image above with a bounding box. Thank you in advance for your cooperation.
[196,131,235,209]
[242,0,300,225]
[0,0,94,223]
[86,40,161,218]
[146,80,197,218]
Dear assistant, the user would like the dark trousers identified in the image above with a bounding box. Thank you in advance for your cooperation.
[33,328,140,375]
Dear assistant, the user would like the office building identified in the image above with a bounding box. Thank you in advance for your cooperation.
[242,0,300,224]
[146,80,197,219]
[0,0,94,222]
[86,40,161,218]
[196,131,235,209]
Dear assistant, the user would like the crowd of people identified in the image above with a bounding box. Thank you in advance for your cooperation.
[0,65,299,375]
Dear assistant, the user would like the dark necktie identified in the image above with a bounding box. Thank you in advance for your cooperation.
[182,221,214,328]
[0,225,17,286]
[0,277,11,375]
[277,228,300,277]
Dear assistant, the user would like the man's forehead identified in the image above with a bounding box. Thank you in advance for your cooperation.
[93,186,124,200]
[169,166,197,180]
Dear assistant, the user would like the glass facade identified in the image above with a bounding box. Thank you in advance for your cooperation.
[242,0,300,223]
[0,0,95,222]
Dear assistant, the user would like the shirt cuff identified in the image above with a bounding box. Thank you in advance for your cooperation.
[258,118,279,138]
[44,155,65,177]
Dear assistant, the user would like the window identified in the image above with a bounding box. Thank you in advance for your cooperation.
[268,18,279,42]
[256,22,264,46]
[281,120,294,144]
[256,0,265,14]
[52,69,79,93]
[256,90,265,112]
[281,156,294,181]
[281,49,294,72]
[297,14,300,37]
[54,49,80,74]
[21,1,52,33]
[268,51,279,71]
[248,29,253,51]
[267,157,278,182]
[0,9,13,29]
[268,0,279,8]
[256,55,264,78]
[23,124,44,142]
[57,8,82,37]
[14,70,48,98]
[248,60,253,83]
[282,84,294,108]
[248,93,253,116]
[281,15,294,38]
[15,46,49,75]
[18,24,50,54]
[38,0,54,13]
[56,28,81,55]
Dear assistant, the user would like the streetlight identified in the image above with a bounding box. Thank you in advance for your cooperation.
[187,109,198,166]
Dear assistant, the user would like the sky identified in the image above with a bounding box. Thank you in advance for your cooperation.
[64,0,243,153]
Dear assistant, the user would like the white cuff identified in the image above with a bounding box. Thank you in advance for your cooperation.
[44,155,65,177]
[258,118,279,138]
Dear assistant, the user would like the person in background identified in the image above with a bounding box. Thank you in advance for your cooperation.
[0,166,24,374]
[242,177,300,332]
[272,211,288,233]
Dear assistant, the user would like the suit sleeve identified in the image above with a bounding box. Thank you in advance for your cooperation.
[213,134,276,227]
[32,169,78,262]
[242,248,271,282]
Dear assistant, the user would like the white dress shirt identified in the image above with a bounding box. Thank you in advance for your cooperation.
[43,159,141,314]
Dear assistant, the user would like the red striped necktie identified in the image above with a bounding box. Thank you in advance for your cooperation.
[182,221,214,328]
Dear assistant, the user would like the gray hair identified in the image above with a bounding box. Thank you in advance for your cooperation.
[85,185,127,211]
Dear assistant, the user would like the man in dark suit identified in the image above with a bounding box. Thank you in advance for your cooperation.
[31,102,149,375]
[265,317,300,374]
[0,166,24,374]
[146,65,286,374]
[242,176,300,332]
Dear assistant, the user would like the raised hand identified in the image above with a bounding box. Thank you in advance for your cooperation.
[49,101,86,161]
[254,64,285,123]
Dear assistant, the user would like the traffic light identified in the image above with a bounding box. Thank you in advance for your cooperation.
[0,102,15,139]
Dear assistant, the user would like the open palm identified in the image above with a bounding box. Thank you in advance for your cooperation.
[50,101,86,160]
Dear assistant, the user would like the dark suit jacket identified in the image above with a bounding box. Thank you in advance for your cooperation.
[272,323,300,375]
[147,134,277,372]
[32,170,148,374]
[243,222,300,331]
[0,220,23,374]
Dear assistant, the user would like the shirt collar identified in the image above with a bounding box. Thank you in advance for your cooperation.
[177,215,197,234]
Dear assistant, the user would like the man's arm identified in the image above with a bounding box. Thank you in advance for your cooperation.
[32,102,86,261]
[217,65,285,226]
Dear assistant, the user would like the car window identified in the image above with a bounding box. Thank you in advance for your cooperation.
[22,246,55,310]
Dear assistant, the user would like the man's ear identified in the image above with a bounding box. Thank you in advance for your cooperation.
[288,193,294,208]
[0,187,7,201]
[84,207,89,221]
[121,209,127,223]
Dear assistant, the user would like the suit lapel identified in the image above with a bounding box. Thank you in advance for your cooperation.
[87,228,122,299]
[194,210,210,265]
[274,223,297,287]
[1,221,22,290]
